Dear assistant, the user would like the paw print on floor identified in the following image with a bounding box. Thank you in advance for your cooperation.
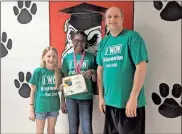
[14,71,32,98]
[1,32,12,58]
[152,83,182,118]
[13,1,37,24]
[153,1,182,21]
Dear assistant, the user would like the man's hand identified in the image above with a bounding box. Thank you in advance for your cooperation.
[125,95,137,118]
[99,97,106,113]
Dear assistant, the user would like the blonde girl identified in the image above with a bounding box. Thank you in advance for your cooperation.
[29,47,62,134]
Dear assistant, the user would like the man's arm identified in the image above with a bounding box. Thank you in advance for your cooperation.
[97,65,106,113]
[125,61,147,117]
[97,66,104,99]
[126,32,148,117]
[130,61,147,98]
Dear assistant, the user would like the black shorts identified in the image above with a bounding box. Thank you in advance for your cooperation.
[104,105,145,134]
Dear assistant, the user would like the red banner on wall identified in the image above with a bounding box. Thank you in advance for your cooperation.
[49,1,134,64]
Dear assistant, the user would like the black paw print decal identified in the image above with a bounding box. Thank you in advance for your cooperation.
[153,1,182,21]
[152,83,182,118]
[1,32,12,58]
[13,1,37,24]
[14,71,32,98]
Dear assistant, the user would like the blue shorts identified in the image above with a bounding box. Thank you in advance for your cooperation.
[35,111,59,120]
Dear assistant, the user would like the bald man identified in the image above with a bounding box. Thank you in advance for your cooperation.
[96,7,148,134]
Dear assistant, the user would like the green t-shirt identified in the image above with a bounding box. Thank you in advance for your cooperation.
[96,29,148,108]
[62,51,97,100]
[29,67,60,112]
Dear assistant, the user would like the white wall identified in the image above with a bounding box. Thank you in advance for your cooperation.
[1,1,181,134]
[1,1,50,133]
[134,2,181,134]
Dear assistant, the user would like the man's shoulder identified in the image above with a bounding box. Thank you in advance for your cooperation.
[97,35,110,49]
[124,29,140,37]
[100,35,109,43]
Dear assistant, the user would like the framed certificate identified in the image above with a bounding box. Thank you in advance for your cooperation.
[62,74,88,96]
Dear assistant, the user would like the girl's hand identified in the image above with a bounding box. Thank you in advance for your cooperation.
[61,100,67,114]
[58,84,64,91]
[56,84,64,91]
[29,108,35,121]
[84,69,95,79]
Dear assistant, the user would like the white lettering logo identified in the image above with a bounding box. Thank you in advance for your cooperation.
[42,75,55,85]
[68,60,89,70]
[103,56,123,62]
[105,44,122,55]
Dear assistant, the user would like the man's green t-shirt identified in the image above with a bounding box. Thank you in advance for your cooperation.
[96,29,148,108]
[62,51,97,100]
[29,67,60,112]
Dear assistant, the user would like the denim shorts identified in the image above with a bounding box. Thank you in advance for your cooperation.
[35,111,59,120]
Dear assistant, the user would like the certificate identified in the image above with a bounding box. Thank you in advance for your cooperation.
[62,74,87,96]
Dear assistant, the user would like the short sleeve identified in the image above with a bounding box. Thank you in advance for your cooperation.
[29,68,40,86]
[129,32,149,65]
[61,57,69,77]
[96,41,103,66]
